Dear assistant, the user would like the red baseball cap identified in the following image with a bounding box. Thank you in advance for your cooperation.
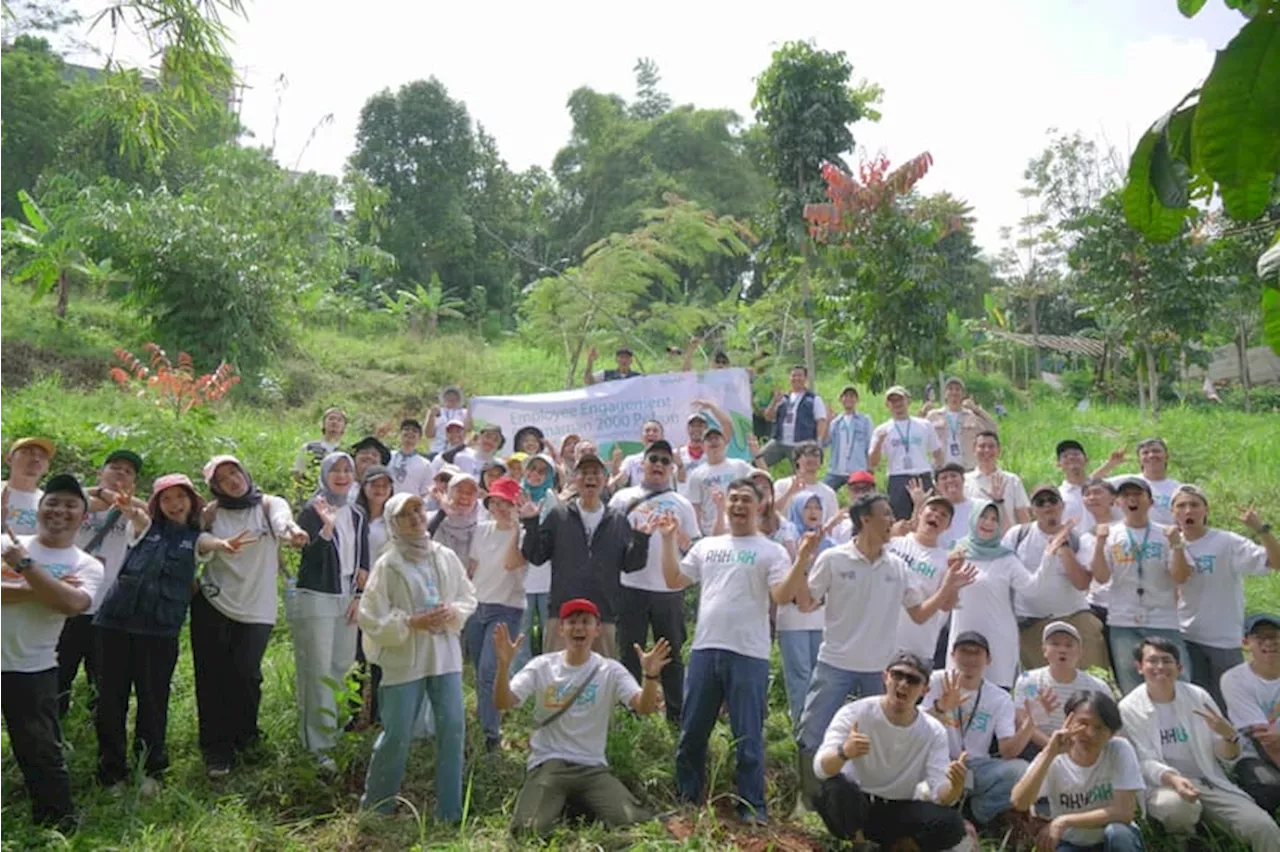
[483,476,523,507]
[848,470,876,486]
[559,598,600,620]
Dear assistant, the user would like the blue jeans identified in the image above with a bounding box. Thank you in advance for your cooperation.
[1108,626,1190,696]
[822,471,850,492]
[513,592,550,674]
[967,756,1027,826]
[1056,822,1145,852]
[777,630,822,729]
[361,673,464,821]
[676,649,769,819]
[797,661,885,750]
[472,603,523,742]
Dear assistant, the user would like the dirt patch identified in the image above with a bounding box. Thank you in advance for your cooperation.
[0,339,106,390]
[663,801,828,851]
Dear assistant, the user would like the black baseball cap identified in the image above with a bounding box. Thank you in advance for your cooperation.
[1244,613,1280,636]
[1056,440,1085,458]
[351,436,392,466]
[103,449,144,475]
[953,630,991,654]
[1114,476,1152,498]
[575,450,607,472]
[41,473,88,508]
[616,346,633,356]
[644,439,675,457]
[886,650,932,680]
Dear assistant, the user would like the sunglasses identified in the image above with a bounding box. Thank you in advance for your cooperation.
[646,455,673,466]
[1033,495,1062,507]
[887,668,924,688]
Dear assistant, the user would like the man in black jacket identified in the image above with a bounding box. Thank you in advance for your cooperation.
[519,450,650,657]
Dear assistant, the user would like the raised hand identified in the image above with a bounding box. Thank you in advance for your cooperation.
[1192,703,1237,740]
[935,670,967,713]
[217,529,258,554]
[1017,699,1038,733]
[987,471,1007,502]
[1037,684,1060,718]
[1095,522,1111,540]
[842,720,870,759]
[1108,445,1127,466]
[746,435,760,456]
[493,622,525,668]
[430,405,442,418]
[1047,518,1077,554]
[1046,711,1077,757]
[1,526,29,568]
[709,488,726,515]
[1238,505,1264,534]
[652,513,679,539]
[942,560,979,593]
[314,496,338,528]
[637,637,672,677]
[907,477,927,507]
[516,493,540,519]
[961,396,977,411]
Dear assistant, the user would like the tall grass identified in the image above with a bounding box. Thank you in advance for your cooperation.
[2,293,1276,850]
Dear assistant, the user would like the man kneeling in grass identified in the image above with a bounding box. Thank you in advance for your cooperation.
[493,598,671,836]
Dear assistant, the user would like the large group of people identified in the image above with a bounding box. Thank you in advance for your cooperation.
[2,364,1278,851]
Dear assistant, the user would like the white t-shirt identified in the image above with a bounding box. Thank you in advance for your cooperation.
[830,517,853,545]
[430,407,468,453]
[924,673,1016,758]
[809,543,924,672]
[679,534,790,660]
[773,477,839,523]
[1097,522,1178,629]
[610,487,699,592]
[509,651,641,769]
[1176,529,1270,649]
[75,506,137,612]
[1153,700,1199,779]
[948,553,1036,687]
[523,494,558,596]
[964,469,1030,528]
[1220,662,1280,761]
[815,697,950,802]
[2,487,42,535]
[1,535,104,672]
[1004,523,1088,620]
[1043,738,1145,846]
[578,505,605,541]
[1060,480,1088,529]
[203,496,296,625]
[685,459,754,536]
[781,392,828,444]
[872,416,941,476]
[469,521,526,609]
[887,535,950,661]
[368,517,388,563]
[389,451,432,497]
[1079,532,1110,610]
[677,445,704,495]
[941,499,973,551]
[1014,667,1113,736]
[1105,475,1181,527]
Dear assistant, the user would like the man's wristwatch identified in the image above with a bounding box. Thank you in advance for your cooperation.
[1258,523,1273,536]
[13,556,33,574]
[836,742,848,761]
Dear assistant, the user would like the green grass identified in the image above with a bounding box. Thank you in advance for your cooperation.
[3,289,1278,849]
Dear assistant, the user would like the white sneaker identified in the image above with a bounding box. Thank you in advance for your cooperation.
[140,777,162,797]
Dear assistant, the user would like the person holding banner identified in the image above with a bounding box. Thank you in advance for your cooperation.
[759,365,829,469]
[583,345,643,385]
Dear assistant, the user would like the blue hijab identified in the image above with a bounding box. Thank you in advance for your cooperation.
[788,490,834,556]
[958,499,1012,561]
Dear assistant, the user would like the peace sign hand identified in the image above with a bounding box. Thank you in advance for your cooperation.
[1047,712,1078,757]
[1192,703,1237,741]
[217,529,259,554]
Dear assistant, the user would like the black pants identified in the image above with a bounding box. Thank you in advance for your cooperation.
[56,613,101,717]
[617,586,685,723]
[1,668,74,828]
[189,592,273,767]
[1237,755,1280,814]
[815,775,965,851]
[887,473,933,521]
[95,628,180,784]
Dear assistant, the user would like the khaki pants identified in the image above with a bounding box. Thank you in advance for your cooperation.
[1017,611,1109,673]
[1148,784,1280,852]
[512,759,649,835]
[543,620,616,657]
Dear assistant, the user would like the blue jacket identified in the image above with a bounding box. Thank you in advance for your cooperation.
[94,522,202,637]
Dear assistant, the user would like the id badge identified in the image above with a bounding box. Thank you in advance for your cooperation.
[950,442,961,459]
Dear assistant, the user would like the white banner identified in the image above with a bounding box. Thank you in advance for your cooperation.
[469,369,754,460]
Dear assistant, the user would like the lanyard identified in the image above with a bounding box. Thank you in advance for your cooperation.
[1125,524,1152,596]
[892,419,913,450]
[945,412,961,444]
[955,681,985,739]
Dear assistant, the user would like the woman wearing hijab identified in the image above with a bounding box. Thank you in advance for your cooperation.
[947,500,1042,688]
[777,491,831,727]
[351,464,393,730]
[193,455,308,778]
[290,452,370,768]
[513,454,559,672]
[359,493,476,821]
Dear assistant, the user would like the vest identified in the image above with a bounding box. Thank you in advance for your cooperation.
[773,390,818,442]
[93,524,203,637]
[602,369,642,382]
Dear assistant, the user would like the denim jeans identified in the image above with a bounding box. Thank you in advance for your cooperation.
[1055,822,1145,852]
[822,471,850,492]
[361,673,465,822]
[777,629,822,729]
[1107,626,1189,696]
[472,602,524,742]
[797,661,886,749]
[967,756,1027,826]
[513,592,550,674]
[676,648,769,819]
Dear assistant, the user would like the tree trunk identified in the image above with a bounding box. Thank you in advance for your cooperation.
[800,239,816,383]
[1237,321,1252,412]
[1029,295,1042,379]
[55,270,69,320]
[1145,343,1159,420]
[1136,350,1147,416]
[427,313,438,336]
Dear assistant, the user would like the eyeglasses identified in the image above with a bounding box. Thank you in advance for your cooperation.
[1033,495,1062,507]
[646,455,673,466]
[888,669,924,688]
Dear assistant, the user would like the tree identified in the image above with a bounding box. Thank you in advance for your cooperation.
[752,40,870,378]
[0,36,77,218]
[630,57,671,120]
[379,272,466,337]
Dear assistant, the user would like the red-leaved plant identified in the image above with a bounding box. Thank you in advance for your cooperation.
[109,343,239,417]
[804,152,946,241]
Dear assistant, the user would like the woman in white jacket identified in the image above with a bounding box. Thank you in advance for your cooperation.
[1118,636,1280,852]
[358,493,476,821]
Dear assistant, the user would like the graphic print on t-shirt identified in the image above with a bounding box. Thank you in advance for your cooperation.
[1160,723,1189,746]
[423,575,440,607]
[1190,553,1215,574]
[543,680,599,710]
[1060,781,1114,811]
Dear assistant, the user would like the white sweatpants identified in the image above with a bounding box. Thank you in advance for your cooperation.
[1148,784,1280,852]
[287,589,359,754]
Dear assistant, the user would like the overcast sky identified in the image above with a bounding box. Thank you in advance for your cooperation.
[62,0,1243,253]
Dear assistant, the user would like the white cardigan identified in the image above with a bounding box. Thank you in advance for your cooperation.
[1118,682,1245,797]
[358,541,477,685]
